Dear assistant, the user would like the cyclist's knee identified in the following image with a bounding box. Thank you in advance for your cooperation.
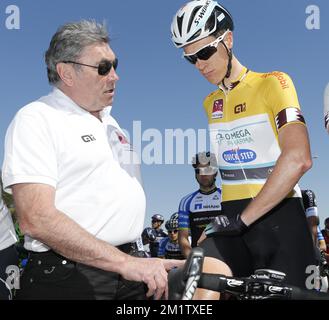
[203,257,232,276]
[193,257,232,300]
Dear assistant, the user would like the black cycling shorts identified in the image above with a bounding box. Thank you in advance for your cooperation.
[200,197,316,289]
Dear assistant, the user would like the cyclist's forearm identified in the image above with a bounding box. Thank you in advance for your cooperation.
[179,237,192,258]
[241,125,312,226]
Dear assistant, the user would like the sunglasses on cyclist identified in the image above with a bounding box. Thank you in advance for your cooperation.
[62,58,118,76]
[183,30,229,64]
[168,230,178,234]
[195,166,218,175]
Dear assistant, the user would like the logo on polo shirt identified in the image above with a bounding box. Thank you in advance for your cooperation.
[115,132,129,144]
[81,135,96,143]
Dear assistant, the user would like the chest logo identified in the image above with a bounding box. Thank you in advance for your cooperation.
[234,103,247,114]
[212,99,224,119]
[81,135,96,143]
[222,148,257,164]
[115,132,129,144]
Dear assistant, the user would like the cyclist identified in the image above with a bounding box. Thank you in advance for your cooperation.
[148,214,167,257]
[301,189,321,246]
[171,0,316,298]
[178,152,222,257]
[301,189,328,291]
[0,191,19,300]
[158,213,184,260]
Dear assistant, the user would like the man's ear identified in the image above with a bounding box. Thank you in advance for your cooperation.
[224,31,233,50]
[56,62,74,87]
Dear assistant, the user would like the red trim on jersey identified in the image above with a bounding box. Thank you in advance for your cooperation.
[275,107,305,130]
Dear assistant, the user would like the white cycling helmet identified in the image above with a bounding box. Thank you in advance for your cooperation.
[171,0,234,48]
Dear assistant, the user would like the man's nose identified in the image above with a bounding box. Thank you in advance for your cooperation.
[195,59,206,71]
[107,67,119,81]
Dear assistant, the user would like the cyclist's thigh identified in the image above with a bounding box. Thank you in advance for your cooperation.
[246,198,316,288]
[200,234,253,277]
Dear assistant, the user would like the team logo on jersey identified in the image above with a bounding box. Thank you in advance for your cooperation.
[81,135,96,143]
[234,103,247,114]
[212,194,220,200]
[262,71,289,90]
[222,148,257,164]
[194,203,203,210]
[212,99,224,119]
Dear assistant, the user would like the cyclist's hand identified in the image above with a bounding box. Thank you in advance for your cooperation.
[205,214,247,236]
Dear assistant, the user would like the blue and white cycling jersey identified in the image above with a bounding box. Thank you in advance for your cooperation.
[158,238,184,260]
[318,226,325,242]
[178,188,221,247]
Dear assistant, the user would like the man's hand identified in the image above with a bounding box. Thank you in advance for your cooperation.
[120,256,185,300]
[205,214,248,236]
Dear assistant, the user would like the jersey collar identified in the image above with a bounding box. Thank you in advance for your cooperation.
[218,66,249,92]
[199,187,218,195]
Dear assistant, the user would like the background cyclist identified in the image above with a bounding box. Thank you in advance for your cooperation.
[148,214,167,257]
[158,213,184,260]
[178,152,222,258]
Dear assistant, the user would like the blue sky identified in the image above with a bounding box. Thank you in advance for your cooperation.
[1,0,328,228]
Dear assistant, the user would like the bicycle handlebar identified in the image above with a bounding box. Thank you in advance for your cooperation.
[168,247,204,300]
[198,272,329,300]
[168,247,329,300]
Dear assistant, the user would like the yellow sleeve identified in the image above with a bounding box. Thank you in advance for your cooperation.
[263,72,305,130]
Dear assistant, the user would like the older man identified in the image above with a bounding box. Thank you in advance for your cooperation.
[2,20,182,300]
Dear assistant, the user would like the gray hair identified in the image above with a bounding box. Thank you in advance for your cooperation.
[45,20,109,85]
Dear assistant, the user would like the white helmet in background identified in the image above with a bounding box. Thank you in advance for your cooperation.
[171,0,234,48]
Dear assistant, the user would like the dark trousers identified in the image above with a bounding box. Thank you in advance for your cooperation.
[0,244,19,300]
[15,249,147,300]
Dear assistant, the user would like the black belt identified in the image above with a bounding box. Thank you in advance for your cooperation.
[117,242,140,254]
[27,250,73,266]
[27,242,145,266]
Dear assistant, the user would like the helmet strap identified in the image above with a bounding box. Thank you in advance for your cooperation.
[219,41,233,90]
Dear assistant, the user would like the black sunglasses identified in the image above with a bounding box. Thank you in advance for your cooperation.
[183,30,229,64]
[62,58,118,76]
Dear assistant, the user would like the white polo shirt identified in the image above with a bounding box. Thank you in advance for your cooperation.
[0,195,17,251]
[2,88,146,252]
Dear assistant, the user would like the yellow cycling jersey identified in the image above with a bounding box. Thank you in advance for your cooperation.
[203,67,305,202]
